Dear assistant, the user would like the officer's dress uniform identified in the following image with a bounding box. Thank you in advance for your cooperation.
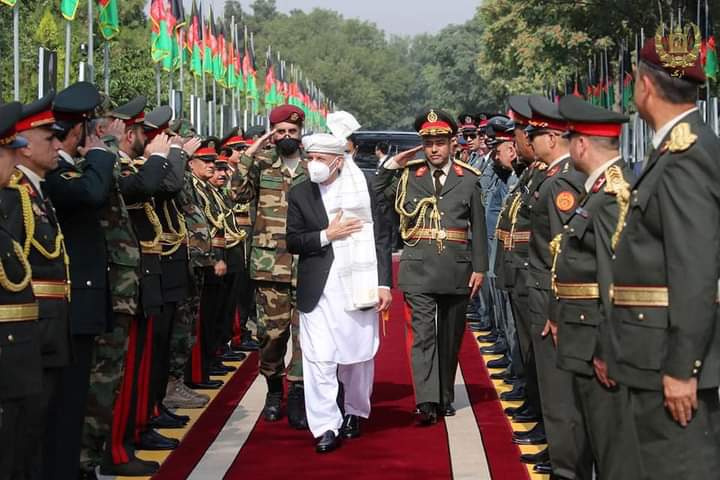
[42,145,115,478]
[608,109,720,478]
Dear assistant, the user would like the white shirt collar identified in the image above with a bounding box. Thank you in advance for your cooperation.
[16,165,45,197]
[58,150,75,166]
[429,160,452,177]
[282,156,300,175]
[546,153,570,171]
[584,156,622,193]
[651,107,699,149]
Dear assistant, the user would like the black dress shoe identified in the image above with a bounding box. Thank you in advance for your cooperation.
[500,384,526,401]
[504,400,531,416]
[490,368,513,380]
[470,322,493,333]
[480,341,508,355]
[477,331,499,343]
[315,430,341,453]
[439,403,456,417]
[340,414,361,439]
[186,380,223,389]
[513,422,545,438]
[520,447,549,465]
[416,402,438,425]
[263,391,282,421]
[512,431,547,445]
[513,410,542,423]
[99,457,160,476]
[160,403,190,424]
[232,338,260,352]
[503,376,523,385]
[533,461,553,475]
[136,429,180,450]
[219,352,246,362]
[148,409,186,429]
[287,383,308,430]
[486,355,510,369]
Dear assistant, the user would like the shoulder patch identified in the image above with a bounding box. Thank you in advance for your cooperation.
[555,191,576,213]
[416,166,428,177]
[663,122,697,153]
[452,159,480,176]
[60,171,83,180]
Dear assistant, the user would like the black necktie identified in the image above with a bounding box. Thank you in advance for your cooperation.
[433,169,444,197]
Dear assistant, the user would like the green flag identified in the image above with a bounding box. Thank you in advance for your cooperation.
[97,0,119,40]
[705,36,719,80]
[150,0,172,64]
[60,0,79,20]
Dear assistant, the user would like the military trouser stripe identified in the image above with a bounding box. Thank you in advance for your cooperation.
[111,317,139,464]
[403,302,417,398]
[191,308,204,383]
[135,316,154,440]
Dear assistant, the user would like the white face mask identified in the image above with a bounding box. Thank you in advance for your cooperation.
[308,156,340,184]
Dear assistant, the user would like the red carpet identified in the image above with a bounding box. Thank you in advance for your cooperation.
[458,329,531,480]
[224,261,453,480]
[153,352,259,480]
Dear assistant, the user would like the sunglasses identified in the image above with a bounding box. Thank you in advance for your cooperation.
[463,133,478,140]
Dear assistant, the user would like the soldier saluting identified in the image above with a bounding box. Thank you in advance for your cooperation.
[606,23,720,478]
[375,109,488,424]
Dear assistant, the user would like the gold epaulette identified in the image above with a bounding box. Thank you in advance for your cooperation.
[60,171,83,180]
[405,159,425,168]
[604,165,631,250]
[453,159,481,176]
[133,157,147,167]
[663,122,698,153]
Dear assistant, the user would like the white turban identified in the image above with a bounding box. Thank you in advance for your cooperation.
[327,111,361,140]
[302,133,347,155]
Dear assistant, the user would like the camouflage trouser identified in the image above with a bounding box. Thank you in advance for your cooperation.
[81,313,131,466]
[255,281,302,382]
[170,270,202,380]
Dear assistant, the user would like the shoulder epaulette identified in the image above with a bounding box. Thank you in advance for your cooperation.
[405,158,425,168]
[133,157,147,167]
[663,122,698,153]
[60,171,83,180]
[453,159,481,176]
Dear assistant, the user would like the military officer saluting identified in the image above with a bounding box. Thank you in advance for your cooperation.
[550,95,641,479]
[524,95,592,478]
[606,23,720,478]
[375,109,488,423]
[0,102,42,480]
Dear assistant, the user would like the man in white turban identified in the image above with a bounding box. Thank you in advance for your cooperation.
[287,122,393,453]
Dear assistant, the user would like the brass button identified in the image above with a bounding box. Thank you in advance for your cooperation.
[439,196,443,200]
[695,360,702,367]
[693,368,699,375]
[580,314,585,320]
[638,313,645,320]
[86,280,92,286]
[612,255,616,260]
[632,190,638,195]
[563,225,569,230]
[7,334,14,342]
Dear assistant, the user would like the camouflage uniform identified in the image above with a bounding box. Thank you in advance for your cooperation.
[233,150,305,382]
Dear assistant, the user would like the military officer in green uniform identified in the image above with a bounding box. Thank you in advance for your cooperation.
[606,24,720,478]
[549,95,641,479]
[375,109,488,424]
[524,96,592,479]
[232,104,308,429]
[0,102,42,480]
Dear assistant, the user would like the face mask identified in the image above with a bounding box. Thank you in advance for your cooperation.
[308,156,340,184]
[276,137,301,156]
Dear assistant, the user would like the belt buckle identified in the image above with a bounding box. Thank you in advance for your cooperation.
[436,229,447,240]
[608,284,614,301]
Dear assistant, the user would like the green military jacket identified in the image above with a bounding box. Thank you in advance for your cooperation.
[376,158,489,295]
[552,159,633,377]
[233,149,307,285]
[178,170,213,269]
[608,112,720,390]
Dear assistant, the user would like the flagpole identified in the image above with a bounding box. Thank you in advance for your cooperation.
[156,63,162,106]
[13,2,20,100]
[179,30,185,115]
[103,43,110,95]
[64,21,72,88]
[231,16,236,126]
[88,0,94,72]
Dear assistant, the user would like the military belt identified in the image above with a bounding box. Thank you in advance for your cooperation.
[409,228,468,243]
[496,229,509,244]
[32,280,70,300]
[0,302,39,322]
[140,244,163,254]
[212,237,227,248]
[555,282,600,300]
[611,285,669,307]
[511,231,531,243]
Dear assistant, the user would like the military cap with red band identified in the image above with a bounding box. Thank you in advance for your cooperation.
[0,102,28,149]
[16,92,61,134]
[640,23,706,84]
[108,96,147,126]
[508,95,533,126]
[526,95,568,134]
[458,112,478,132]
[53,82,102,125]
[144,105,173,141]
[414,109,458,137]
[269,104,305,126]
[558,95,628,138]
[193,137,219,159]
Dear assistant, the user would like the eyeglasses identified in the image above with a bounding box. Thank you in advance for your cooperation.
[463,133,478,140]
[232,145,248,152]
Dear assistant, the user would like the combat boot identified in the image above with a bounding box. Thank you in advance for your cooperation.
[164,377,209,409]
[263,376,283,421]
[287,382,308,430]
[98,454,159,477]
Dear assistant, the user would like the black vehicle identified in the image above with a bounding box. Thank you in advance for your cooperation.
[351,131,422,173]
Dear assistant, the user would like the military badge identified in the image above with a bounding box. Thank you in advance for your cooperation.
[663,122,697,153]
[60,171,82,180]
[575,207,590,219]
[555,191,576,212]
[591,176,606,193]
[427,110,438,123]
[464,115,473,124]
[655,23,701,77]
[290,112,300,122]
[546,165,561,177]
[453,164,464,177]
[416,166,428,177]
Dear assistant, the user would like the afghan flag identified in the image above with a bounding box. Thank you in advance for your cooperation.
[150,0,172,64]
[243,31,258,104]
[1,0,17,7]
[97,0,119,40]
[60,0,79,20]
[702,36,719,81]
[213,21,226,84]
[264,50,278,109]
[203,15,214,75]
[235,40,245,94]
[187,0,202,76]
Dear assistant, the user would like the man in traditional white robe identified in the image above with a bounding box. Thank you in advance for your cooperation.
[287,126,393,453]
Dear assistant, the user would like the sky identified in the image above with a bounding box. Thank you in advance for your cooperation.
[209,0,481,36]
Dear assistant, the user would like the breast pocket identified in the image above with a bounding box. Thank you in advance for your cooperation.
[615,307,668,371]
[558,302,601,362]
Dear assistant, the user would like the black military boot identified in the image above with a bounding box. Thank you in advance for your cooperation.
[263,376,283,421]
[287,382,309,430]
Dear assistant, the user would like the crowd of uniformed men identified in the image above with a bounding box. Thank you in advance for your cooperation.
[0,21,719,480]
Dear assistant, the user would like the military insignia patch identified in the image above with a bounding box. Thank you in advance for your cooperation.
[464,115,473,124]
[416,166,428,177]
[591,176,606,193]
[290,112,300,122]
[60,171,82,180]
[427,110,438,123]
[663,122,697,153]
[453,164,464,177]
[555,191,576,212]
[547,165,561,177]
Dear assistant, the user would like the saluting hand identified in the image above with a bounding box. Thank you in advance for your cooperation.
[146,133,171,157]
[246,129,277,158]
[183,137,202,157]
[104,119,126,141]
[468,272,484,299]
[392,145,423,168]
[77,135,106,156]
[326,210,363,242]
[663,375,698,427]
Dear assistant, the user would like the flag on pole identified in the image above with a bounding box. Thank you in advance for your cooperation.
[97,0,119,40]
[243,29,258,106]
[60,0,80,20]
[235,28,245,94]
[170,0,185,70]
[187,0,202,76]
[1,0,17,7]
[264,48,278,109]
[150,0,172,64]
[203,10,214,75]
